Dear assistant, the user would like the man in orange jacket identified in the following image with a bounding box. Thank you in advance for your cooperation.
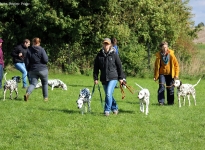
[154,41,179,105]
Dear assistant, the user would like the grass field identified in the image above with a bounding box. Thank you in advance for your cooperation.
[0,70,205,150]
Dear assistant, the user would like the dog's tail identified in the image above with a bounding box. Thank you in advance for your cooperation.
[4,72,8,82]
[135,83,143,90]
[193,78,201,87]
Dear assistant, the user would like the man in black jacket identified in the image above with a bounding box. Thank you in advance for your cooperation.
[11,39,30,88]
[93,38,124,116]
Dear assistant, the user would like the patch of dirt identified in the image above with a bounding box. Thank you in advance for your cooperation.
[193,27,205,44]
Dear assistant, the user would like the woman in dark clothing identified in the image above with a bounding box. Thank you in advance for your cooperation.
[93,38,124,116]
[0,38,4,89]
[24,37,48,101]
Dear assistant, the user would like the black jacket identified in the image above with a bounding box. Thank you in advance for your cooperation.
[93,47,123,83]
[25,45,48,71]
[11,44,28,63]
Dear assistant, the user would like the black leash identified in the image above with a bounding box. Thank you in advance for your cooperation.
[97,84,104,108]
[91,84,104,108]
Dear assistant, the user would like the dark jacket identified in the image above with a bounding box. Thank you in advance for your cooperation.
[11,44,28,63]
[25,45,48,71]
[93,47,123,83]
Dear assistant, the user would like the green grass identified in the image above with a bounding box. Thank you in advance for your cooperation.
[1,70,205,150]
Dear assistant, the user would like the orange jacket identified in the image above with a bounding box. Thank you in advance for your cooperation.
[154,49,179,80]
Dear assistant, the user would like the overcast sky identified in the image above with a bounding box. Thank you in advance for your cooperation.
[188,0,205,26]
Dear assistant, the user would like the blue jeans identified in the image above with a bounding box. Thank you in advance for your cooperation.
[103,80,118,114]
[15,63,27,88]
[27,69,48,98]
[158,75,174,104]
[0,64,3,89]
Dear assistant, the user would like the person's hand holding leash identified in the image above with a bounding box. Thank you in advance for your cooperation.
[94,80,98,85]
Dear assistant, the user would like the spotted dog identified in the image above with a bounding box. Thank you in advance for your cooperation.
[76,88,91,114]
[3,72,21,101]
[173,78,201,107]
[35,79,67,90]
[135,83,150,115]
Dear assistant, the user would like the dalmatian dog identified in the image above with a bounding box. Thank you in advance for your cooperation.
[76,88,91,115]
[135,83,150,115]
[3,72,21,101]
[173,78,201,107]
[35,79,67,90]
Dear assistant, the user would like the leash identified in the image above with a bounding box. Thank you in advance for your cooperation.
[155,81,174,88]
[91,83,104,108]
[91,84,96,97]
[120,82,135,99]
[97,84,104,108]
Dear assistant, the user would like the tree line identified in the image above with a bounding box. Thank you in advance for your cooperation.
[0,0,203,77]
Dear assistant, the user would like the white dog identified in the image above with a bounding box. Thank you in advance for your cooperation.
[135,83,150,115]
[35,79,67,90]
[173,78,201,107]
[76,88,91,115]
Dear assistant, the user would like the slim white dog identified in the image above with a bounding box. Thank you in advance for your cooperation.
[173,78,201,107]
[35,79,67,90]
[76,88,91,115]
[135,83,150,115]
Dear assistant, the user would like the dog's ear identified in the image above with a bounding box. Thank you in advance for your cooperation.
[180,81,182,86]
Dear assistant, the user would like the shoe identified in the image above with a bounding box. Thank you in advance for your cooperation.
[159,103,164,106]
[105,112,109,116]
[44,98,48,101]
[24,93,29,101]
[113,110,118,115]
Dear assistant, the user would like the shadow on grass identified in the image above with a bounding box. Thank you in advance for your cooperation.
[118,108,135,114]
[69,84,93,88]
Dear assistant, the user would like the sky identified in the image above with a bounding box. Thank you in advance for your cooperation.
[188,0,205,26]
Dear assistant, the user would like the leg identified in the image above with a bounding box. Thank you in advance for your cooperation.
[165,75,174,105]
[14,88,18,99]
[178,95,181,107]
[103,80,118,115]
[192,94,196,106]
[39,69,48,99]
[88,100,91,112]
[3,89,6,101]
[145,98,149,115]
[187,95,191,106]
[9,90,13,99]
[26,71,39,96]
[158,75,166,104]
[14,63,27,88]
[0,65,3,89]
[140,102,143,112]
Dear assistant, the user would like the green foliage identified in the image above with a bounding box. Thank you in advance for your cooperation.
[0,0,201,77]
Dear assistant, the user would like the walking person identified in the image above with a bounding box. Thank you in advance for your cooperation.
[93,38,124,116]
[154,41,179,105]
[11,39,30,88]
[24,37,48,101]
[0,38,4,89]
[111,37,119,54]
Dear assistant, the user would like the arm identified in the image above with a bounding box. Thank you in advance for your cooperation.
[41,48,48,64]
[93,54,99,84]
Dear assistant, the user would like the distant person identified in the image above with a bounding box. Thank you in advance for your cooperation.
[111,38,120,88]
[111,37,119,54]
[0,38,4,89]
[11,39,30,88]
[93,38,124,116]
[24,37,48,101]
[154,41,179,105]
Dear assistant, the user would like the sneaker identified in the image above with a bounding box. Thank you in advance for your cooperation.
[105,112,109,116]
[113,110,118,115]
[44,98,48,101]
[159,103,164,106]
[24,93,29,101]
